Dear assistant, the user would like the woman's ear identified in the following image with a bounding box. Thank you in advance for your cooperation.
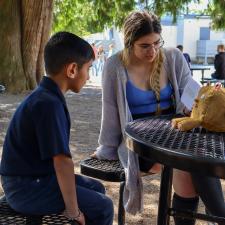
[66,62,78,79]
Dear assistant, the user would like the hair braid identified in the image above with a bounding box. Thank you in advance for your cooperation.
[149,49,164,114]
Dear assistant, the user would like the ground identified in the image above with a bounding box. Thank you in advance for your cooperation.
[0,80,223,225]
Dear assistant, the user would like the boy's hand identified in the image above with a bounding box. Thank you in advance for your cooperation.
[63,209,85,225]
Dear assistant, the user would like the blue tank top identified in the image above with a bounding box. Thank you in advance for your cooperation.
[126,80,174,115]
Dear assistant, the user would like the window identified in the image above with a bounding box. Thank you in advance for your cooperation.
[200,27,210,40]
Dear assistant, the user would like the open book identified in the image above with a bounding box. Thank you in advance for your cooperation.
[181,79,201,110]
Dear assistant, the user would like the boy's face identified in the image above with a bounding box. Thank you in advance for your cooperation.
[70,60,92,93]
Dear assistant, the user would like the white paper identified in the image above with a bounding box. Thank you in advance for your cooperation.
[181,79,201,110]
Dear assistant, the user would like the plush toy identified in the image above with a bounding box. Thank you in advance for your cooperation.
[172,83,225,132]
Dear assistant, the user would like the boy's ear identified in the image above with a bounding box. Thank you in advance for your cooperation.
[66,62,78,79]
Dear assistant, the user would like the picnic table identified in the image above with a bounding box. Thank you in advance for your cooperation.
[190,64,211,81]
[125,114,225,224]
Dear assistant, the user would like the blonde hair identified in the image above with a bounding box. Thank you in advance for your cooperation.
[218,44,225,51]
[120,10,164,110]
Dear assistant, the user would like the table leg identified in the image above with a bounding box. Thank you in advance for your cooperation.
[202,70,205,81]
[157,166,173,225]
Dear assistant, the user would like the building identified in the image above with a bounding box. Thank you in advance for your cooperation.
[161,14,225,63]
[86,14,225,63]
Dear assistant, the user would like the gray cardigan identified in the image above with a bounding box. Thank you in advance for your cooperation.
[96,47,192,214]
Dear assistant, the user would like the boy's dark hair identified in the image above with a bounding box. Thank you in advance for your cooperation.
[44,32,95,75]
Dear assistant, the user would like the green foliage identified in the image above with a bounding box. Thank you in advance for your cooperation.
[93,0,136,28]
[53,0,225,36]
[53,0,100,36]
[207,0,225,30]
[53,0,135,37]
[142,0,200,22]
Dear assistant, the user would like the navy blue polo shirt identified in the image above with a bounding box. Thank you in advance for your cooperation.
[0,76,71,176]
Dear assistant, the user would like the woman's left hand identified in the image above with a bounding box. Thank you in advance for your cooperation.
[183,107,191,116]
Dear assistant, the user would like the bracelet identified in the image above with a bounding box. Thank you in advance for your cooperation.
[68,209,81,221]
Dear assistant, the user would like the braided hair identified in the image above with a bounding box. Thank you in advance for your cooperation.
[149,49,164,114]
[120,10,164,108]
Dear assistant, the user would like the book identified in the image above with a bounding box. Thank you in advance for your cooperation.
[181,79,201,110]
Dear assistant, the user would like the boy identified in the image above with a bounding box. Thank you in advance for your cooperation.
[0,32,113,225]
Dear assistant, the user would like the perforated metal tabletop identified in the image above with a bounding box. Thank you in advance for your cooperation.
[125,114,225,225]
[125,114,225,178]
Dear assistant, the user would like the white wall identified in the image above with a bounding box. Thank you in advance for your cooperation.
[183,18,211,58]
[161,26,177,48]
[211,30,225,40]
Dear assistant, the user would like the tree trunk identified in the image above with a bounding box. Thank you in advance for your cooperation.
[0,0,53,93]
[0,0,26,93]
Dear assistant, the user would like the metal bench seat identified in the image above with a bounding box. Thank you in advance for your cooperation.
[80,158,125,225]
[0,196,79,225]
[80,157,125,182]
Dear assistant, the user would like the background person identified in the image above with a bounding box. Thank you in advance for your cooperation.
[211,44,225,79]
[97,45,106,75]
[177,44,191,68]
[90,42,98,76]
[107,43,115,58]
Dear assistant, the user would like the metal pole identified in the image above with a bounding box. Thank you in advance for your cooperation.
[157,166,173,225]
[204,41,208,65]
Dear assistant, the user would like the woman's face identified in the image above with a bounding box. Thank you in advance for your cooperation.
[132,33,163,63]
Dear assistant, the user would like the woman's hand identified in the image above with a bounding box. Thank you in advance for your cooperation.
[183,107,191,116]
[90,151,97,158]
[63,209,85,225]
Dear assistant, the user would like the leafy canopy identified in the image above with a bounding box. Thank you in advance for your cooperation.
[53,0,135,36]
[53,0,225,37]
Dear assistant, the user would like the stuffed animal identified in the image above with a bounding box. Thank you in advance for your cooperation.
[172,83,225,132]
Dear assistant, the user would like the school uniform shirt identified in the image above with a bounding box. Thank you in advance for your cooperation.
[0,76,71,176]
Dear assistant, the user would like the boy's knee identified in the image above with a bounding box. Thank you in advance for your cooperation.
[83,176,106,194]
[101,197,114,218]
[94,180,105,194]
[90,196,114,225]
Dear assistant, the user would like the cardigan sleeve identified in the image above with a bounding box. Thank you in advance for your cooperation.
[174,48,192,95]
[95,55,122,160]
[165,48,193,114]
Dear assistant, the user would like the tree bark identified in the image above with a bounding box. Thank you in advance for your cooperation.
[0,0,53,93]
[0,0,26,93]
[36,1,53,84]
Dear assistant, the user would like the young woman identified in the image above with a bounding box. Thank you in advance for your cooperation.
[93,11,225,224]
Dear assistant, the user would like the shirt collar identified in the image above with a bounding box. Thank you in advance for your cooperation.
[39,76,67,105]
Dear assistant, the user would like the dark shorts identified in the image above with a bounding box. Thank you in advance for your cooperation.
[138,156,156,172]
[133,107,175,172]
